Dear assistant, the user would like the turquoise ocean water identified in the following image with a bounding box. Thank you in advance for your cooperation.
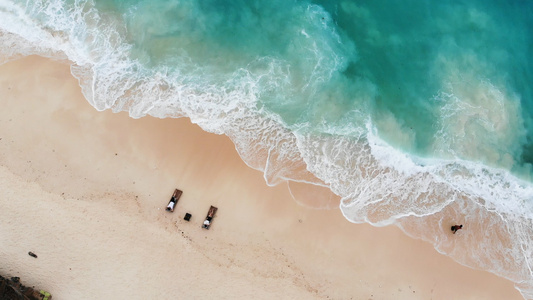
[1,0,532,297]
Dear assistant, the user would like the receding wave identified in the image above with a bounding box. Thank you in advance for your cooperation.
[1,0,532,298]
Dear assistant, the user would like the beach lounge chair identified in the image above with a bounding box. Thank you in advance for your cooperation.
[202,206,218,229]
[165,189,183,212]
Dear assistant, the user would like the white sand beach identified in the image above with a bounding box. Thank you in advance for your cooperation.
[0,56,523,299]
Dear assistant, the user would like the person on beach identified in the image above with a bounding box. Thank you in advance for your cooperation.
[451,224,463,234]
[166,200,176,212]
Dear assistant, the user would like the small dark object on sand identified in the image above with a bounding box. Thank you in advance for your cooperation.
[28,251,38,258]
[451,224,463,234]
[184,213,191,221]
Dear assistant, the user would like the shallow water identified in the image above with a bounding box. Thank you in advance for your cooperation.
[0,0,532,297]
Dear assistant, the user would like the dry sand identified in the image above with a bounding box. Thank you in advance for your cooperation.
[0,56,524,299]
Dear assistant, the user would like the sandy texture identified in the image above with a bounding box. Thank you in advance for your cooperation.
[0,56,523,299]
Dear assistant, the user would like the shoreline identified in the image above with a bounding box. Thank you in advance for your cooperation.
[0,55,523,299]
